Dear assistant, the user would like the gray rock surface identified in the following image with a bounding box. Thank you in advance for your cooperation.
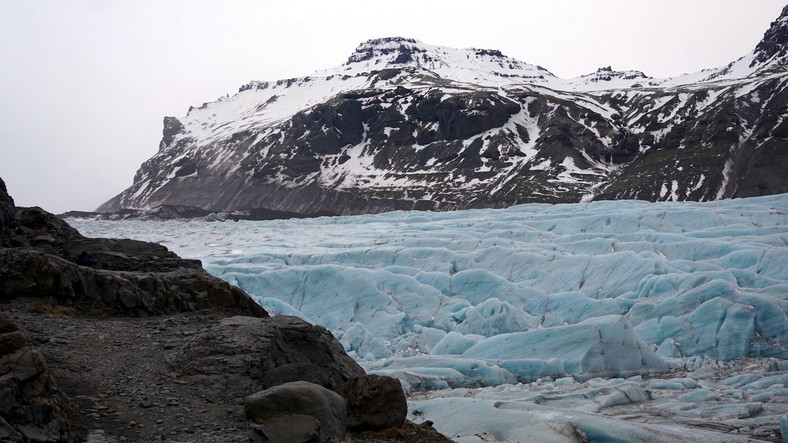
[166,315,366,400]
[0,310,76,442]
[0,248,267,317]
[0,175,266,318]
[1,176,200,272]
[245,381,347,443]
[342,375,408,432]
[0,178,14,244]
[249,414,321,442]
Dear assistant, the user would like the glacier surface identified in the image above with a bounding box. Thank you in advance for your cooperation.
[70,194,788,442]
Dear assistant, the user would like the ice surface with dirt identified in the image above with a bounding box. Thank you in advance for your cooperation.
[69,194,788,442]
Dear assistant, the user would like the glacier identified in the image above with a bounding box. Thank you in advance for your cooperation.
[69,194,788,442]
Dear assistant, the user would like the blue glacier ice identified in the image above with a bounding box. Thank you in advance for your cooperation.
[69,194,788,442]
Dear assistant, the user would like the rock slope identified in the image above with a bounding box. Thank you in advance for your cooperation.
[100,6,788,216]
[0,176,450,442]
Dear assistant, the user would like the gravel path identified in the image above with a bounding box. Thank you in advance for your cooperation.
[6,303,252,442]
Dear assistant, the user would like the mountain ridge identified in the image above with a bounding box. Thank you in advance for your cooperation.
[98,7,788,215]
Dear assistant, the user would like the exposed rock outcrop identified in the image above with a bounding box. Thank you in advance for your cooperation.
[0,177,264,318]
[0,248,266,317]
[0,178,14,243]
[11,204,201,272]
[0,311,77,442]
[165,315,366,400]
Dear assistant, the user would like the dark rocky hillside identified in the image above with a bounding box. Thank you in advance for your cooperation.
[0,177,449,442]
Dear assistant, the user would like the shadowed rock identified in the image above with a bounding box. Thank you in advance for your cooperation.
[342,374,408,432]
[0,176,266,318]
[245,381,346,443]
[0,248,266,318]
[165,316,365,400]
[248,414,321,443]
[0,311,76,442]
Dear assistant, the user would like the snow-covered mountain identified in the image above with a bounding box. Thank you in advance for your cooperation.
[99,7,788,216]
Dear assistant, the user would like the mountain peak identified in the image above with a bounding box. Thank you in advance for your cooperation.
[99,12,788,215]
[346,37,424,64]
[339,37,555,86]
[751,5,788,67]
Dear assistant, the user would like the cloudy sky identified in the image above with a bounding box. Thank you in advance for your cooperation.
[1,0,785,213]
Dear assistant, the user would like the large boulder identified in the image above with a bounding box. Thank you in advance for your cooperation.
[245,381,346,443]
[166,315,366,400]
[342,374,407,432]
[0,248,267,317]
[0,310,76,442]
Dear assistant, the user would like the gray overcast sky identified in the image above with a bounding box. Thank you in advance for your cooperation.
[1,0,785,213]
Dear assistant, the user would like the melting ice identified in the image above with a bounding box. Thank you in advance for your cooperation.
[70,194,788,442]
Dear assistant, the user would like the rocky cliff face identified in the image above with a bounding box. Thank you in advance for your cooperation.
[99,8,788,216]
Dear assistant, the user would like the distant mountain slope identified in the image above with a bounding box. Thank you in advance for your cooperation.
[99,6,788,215]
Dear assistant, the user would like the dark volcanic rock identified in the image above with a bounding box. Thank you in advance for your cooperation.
[65,237,202,272]
[0,248,266,317]
[5,205,82,256]
[245,381,347,443]
[342,374,408,432]
[0,177,452,442]
[0,180,265,318]
[165,315,365,400]
[249,414,321,443]
[263,362,332,388]
[0,177,14,207]
[0,310,76,443]
[0,179,14,245]
[751,5,788,67]
[2,195,200,273]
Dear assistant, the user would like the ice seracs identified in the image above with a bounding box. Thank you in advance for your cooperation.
[71,193,788,441]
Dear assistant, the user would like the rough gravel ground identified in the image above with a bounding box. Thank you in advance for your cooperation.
[3,299,451,443]
[6,302,250,442]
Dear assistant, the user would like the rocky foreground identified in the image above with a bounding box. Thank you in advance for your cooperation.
[0,176,450,442]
